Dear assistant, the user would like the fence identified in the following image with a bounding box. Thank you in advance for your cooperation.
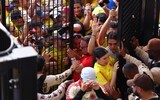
[0,0,75,76]
[117,0,160,99]
[0,0,160,99]
[0,0,74,99]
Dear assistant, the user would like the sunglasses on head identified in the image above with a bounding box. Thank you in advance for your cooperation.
[73,34,82,39]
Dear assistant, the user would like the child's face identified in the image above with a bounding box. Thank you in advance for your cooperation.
[96,54,109,66]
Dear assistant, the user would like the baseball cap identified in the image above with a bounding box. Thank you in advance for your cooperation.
[8,4,18,11]
[127,74,154,91]
[143,38,160,51]
[80,67,96,81]
[92,7,105,16]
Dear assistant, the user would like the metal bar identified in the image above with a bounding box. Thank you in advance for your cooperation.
[154,0,160,36]
[1,0,6,27]
[69,0,74,49]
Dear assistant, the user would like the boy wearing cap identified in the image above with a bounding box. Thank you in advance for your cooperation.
[66,67,110,100]
[128,73,160,100]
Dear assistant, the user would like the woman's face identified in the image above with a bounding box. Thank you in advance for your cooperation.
[108,39,117,53]
[96,54,109,66]
[74,3,82,16]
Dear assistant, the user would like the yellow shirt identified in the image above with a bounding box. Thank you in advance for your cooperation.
[42,46,66,74]
[94,56,115,85]
[44,18,54,28]
[97,36,108,47]
[63,0,98,8]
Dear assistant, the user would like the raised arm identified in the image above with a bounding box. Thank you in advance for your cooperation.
[83,3,92,31]
[44,60,80,87]
[37,80,73,100]
[28,0,36,18]
[98,9,117,45]
[88,16,101,55]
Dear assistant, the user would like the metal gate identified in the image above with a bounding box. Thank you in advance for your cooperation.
[117,0,160,99]
[0,0,74,99]
[1,0,74,75]
[118,0,160,46]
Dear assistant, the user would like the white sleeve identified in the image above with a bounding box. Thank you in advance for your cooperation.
[124,54,153,80]
[37,80,72,100]
[44,69,72,93]
[135,47,151,65]
[124,54,144,67]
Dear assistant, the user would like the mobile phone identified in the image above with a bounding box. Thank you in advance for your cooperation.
[99,2,104,7]
[99,0,109,7]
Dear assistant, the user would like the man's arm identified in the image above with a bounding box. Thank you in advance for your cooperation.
[134,47,151,65]
[37,80,73,100]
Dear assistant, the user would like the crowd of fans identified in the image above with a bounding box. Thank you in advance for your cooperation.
[2,0,160,99]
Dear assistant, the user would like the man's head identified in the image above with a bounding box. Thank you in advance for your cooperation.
[80,67,96,81]
[80,67,96,91]
[52,31,66,49]
[144,38,160,61]
[96,13,108,25]
[28,21,43,37]
[127,74,154,97]
[11,10,24,27]
[73,33,82,50]
[123,63,139,79]
[80,36,90,55]
[108,21,118,33]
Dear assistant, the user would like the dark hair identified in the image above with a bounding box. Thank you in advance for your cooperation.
[96,13,108,23]
[123,63,138,79]
[92,47,108,66]
[28,21,42,30]
[11,10,22,21]
[74,0,83,6]
[107,31,117,41]
[98,0,109,7]
[81,35,91,44]
[109,21,118,28]
[134,74,154,91]
[37,55,45,72]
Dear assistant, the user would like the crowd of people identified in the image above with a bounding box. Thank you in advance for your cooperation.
[2,0,160,99]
